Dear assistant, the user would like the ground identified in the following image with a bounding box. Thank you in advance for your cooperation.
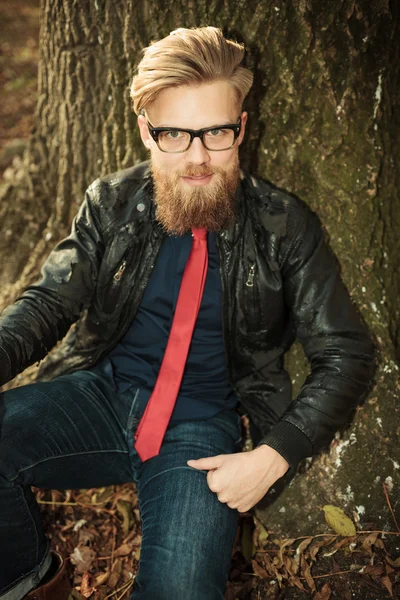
[0,2,399,598]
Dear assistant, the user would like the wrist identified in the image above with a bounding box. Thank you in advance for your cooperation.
[253,443,290,473]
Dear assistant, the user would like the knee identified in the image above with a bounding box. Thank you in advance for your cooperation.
[0,438,17,483]
[0,395,31,481]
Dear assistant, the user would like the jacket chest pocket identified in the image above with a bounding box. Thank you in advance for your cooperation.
[97,258,129,314]
[241,259,284,335]
[243,262,261,330]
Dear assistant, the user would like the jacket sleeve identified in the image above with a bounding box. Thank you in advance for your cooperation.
[257,205,376,470]
[0,185,104,387]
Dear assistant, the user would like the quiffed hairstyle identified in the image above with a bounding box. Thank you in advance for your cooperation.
[130,26,253,115]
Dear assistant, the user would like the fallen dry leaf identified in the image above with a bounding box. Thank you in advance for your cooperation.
[114,543,134,558]
[70,545,96,574]
[362,564,384,576]
[94,571,109,586]
[116,500,134,536]
[309,538,335,562]
[251,558,269,579]
[314,582,332,600]
[386,555,400,568]
[322,505,356,536]
[381,575,393,598]
[288,574,306,591]
[295,536,313,557]
[80,572,96,598]
[108,558,122,589]
[361,532,378,555]
[283,554,299,577]
[302,561,316,593]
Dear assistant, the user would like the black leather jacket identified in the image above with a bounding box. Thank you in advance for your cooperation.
[0,161,375,469]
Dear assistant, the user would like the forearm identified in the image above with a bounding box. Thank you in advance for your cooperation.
[0,289,79,386]
[273,207,377,468]
[0,191,103,386]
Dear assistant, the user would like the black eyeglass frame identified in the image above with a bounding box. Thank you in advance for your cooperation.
[146,117,242,153]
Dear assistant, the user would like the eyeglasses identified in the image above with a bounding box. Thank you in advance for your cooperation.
[146,117,242,153]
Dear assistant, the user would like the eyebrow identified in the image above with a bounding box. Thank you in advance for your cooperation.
[154,121,236,128]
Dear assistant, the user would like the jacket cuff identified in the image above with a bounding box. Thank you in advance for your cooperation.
[0,346,12,387]
[256,420,313,470]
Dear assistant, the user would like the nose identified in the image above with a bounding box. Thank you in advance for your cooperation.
[185,137,210,165]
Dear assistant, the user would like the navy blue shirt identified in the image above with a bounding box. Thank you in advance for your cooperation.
[93,232,239,423]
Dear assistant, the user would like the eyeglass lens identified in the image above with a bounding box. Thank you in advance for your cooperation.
[157,128,236,152]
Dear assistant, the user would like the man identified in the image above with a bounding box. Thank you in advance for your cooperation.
[0,26,375,600]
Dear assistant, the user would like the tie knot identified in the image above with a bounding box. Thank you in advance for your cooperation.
[192,228,208,241]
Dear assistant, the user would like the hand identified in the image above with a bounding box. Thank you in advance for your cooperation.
[187,445,290,513]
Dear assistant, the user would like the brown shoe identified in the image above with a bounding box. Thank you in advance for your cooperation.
[25,551,71,600]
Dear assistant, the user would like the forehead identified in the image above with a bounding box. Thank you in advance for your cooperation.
[146,80,239,129]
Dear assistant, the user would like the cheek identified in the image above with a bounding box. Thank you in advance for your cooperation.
[151,151,182,173]
[210,150,238,171]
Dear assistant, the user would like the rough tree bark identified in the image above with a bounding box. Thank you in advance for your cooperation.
[0,0,399,539]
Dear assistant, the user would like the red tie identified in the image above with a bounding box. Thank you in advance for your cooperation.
[134,228,209,461]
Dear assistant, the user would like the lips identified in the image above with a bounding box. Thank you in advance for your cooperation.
[183,173,213,179]
[180,171,214,187]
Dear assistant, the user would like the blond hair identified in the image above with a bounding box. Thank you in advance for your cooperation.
[130,26,253,115]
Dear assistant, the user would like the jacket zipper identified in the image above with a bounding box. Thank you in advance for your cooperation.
[217,235,240,397]
[113,260,127,281]
[246,264,255,287]
[245,263,258,321]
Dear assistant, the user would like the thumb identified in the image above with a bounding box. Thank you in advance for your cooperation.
[187,455,224,470]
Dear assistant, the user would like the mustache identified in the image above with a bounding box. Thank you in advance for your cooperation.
[176,165,216,178]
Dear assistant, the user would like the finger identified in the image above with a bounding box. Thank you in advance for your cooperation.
[207,469,218,491]
[238,505,252,514]
[187,455,223,470]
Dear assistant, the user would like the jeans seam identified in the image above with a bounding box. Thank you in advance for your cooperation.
[45,387,107,449]
[19,484,40,568]
[127,387,140,421]
[139,465,200,492]
[10,448,129,482]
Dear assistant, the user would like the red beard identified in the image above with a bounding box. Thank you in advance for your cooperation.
[151,157,240,235]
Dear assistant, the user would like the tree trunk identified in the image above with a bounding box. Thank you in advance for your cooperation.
[1,0,399,543]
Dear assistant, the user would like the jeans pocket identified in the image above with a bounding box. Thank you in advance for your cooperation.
[210,409,242,449]
[126,387,141,435]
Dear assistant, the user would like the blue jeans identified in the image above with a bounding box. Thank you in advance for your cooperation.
[0,370,242,600]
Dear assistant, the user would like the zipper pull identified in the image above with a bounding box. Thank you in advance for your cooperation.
[246,264,255,287]
[113,260,126,281]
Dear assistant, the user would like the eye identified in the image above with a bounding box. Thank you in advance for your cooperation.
[207,128,223,137]
[166,130,184,139]
[205,128,231,138]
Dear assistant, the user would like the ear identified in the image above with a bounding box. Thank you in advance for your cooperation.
[137,114,152,150]
[238,111,248,146]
